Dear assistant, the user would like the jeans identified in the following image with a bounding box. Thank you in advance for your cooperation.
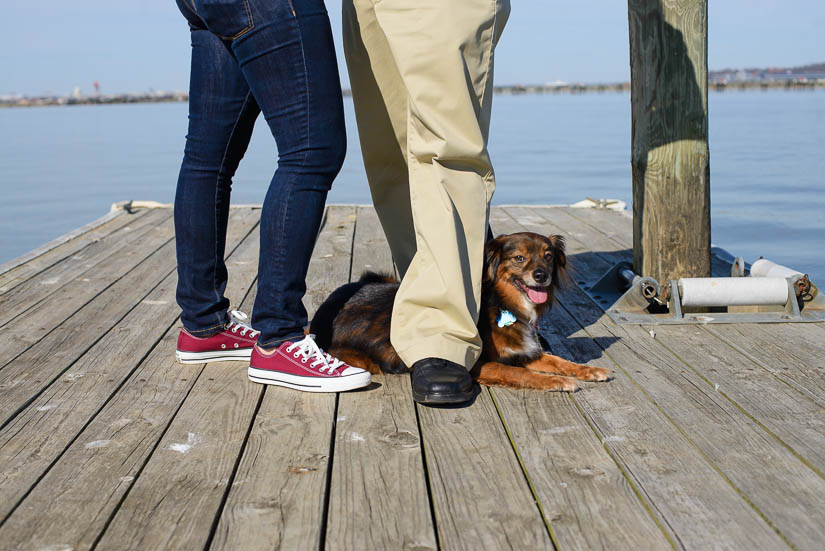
[174,0,346,348]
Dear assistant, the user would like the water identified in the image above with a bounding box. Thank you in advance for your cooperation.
[1,90,823,283]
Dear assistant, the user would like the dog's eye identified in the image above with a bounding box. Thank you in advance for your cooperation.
[544,252,553,260]
[514,255,526,263]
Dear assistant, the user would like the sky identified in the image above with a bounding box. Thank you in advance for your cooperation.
[1,1,823,96]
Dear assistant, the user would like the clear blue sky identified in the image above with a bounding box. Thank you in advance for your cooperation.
[2,1,823,96]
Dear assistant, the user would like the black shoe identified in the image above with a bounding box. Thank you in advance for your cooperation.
[410,358,474,405]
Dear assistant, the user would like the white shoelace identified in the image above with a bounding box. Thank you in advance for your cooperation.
[285,334,344,374]
[227,309,260,338]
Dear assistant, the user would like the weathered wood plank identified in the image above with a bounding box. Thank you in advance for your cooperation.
[560,206,632,242]
[91,213,269,549]
[541,294,789,549]
[543,206,825,477]
[703,322,825,408]
[488,208,675,550]
[94,351,260,550]
[0,209,176,371]
[210,205,356,550]
[553,206,732,278]
[0,331,204,550]
[303,206,358,318]
[209,389,335,551]
[348,205,394,280]
[0,208,145,290]
[0,208,170,328]
[490,389,674,551]
[326,206,436,551]
[0,209,260,531]
[0,209,257,428]
[374,207,552,549]
[493,209,791,549]
[490,209,671,549]
[417,390,554,550]
[528,207,825,549]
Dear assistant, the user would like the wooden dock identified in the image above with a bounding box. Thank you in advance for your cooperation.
[1,204,824,550]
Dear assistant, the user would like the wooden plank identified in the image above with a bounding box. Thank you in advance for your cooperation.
[492,210,791,549]
[0,208,142,287]
[0,209,176,371]
[0,209,260,526]
[0,213,262,549]
[704,323,825,407]
[490,389,674,551]
[0,334,206,549]
[326,206,437,551]
[367,206,552,549]
[490,207,674,549]
[303,206,358,317]
[555,206,733,278]
[348,206,394,279]
[546,206,825,477]
[0,209,257,425]
[209,390,335,551]
[209,205,356,550]
[0,208,171,328]
[628,0,711,282]
[526,207,825,549]
[560,206,632,242]
[417,390,554,550]
[94,346,260,550]
[540,293,790,550]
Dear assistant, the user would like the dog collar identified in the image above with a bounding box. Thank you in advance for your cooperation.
[497,309,517,327]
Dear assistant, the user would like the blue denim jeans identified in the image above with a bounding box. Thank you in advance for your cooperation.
[174,0,346,348]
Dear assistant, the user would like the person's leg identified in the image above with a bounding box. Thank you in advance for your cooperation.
[228,0,347,348]
[342,0,416,277]
[373,0,510,370]
[174,3,261,337]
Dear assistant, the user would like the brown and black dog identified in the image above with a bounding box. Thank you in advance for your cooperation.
[310,232,609,391]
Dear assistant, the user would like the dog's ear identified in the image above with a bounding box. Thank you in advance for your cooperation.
[483,236,504,284]
[547,235,568,290]
[547,235,566,268]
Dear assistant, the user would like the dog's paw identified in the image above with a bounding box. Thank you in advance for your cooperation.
[584,366,610,382]
[555,377,578,392]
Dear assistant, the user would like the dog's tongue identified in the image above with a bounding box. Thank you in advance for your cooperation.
[527,287,548,304]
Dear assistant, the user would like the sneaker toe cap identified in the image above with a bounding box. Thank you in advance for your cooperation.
[341,366,369,377]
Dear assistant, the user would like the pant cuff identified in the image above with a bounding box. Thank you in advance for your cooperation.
[258,332,306,350]
[183,319,228,338]
[394,337,481,371]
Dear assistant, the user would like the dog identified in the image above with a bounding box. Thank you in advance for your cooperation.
[310,232,610,391]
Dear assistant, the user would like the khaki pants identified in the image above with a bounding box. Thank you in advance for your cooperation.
[343,0,510,369]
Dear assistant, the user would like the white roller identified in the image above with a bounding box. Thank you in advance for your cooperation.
[750,258,804,279]
[678,277,789,307]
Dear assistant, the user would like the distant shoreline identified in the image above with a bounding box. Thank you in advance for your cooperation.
[2,79,822,109]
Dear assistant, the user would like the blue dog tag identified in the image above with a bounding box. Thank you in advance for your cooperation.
[497,309,517,327]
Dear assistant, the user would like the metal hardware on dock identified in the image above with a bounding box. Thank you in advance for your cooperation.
[586,259,825,325]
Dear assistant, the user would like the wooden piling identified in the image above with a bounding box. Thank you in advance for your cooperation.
[628,0,711,283]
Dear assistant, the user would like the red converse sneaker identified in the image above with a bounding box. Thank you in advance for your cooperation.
[176,310,259,363]
[248,334,371,392]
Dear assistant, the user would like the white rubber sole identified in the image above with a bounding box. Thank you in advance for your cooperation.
[176,348,253,364]
[248,366,371,393]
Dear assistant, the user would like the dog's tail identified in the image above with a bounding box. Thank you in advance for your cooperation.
[359,271,398,284]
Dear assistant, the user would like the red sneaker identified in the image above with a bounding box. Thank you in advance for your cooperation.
[176,310,259,364]
[248,334,371,392]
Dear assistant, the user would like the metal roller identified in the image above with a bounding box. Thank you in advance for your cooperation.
[677,277,789,307]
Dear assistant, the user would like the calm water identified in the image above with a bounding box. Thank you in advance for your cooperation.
[1,90,823,283]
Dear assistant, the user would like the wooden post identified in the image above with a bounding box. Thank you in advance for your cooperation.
[628,0,711,284]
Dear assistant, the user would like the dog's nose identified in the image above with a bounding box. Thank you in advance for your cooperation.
[533,269,548,283]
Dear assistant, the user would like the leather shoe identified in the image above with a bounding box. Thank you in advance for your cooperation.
[410,357,474,404]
